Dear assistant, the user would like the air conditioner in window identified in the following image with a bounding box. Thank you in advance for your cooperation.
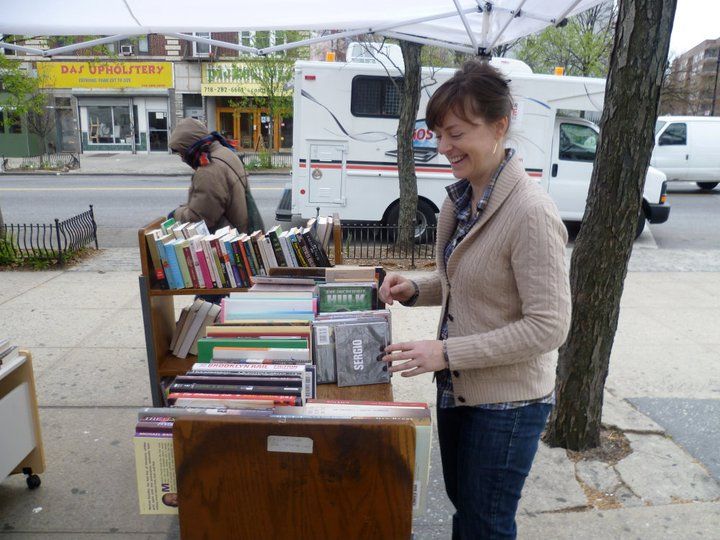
[120,44,133,56]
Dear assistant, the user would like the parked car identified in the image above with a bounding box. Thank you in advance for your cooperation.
[652,116,720,190]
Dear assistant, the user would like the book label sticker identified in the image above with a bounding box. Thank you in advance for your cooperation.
[267,435,314,454]
[315,325,330,346]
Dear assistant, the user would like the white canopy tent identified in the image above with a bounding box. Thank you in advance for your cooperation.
[1,0,603,57]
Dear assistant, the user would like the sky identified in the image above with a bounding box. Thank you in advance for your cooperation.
[668,0,720,57]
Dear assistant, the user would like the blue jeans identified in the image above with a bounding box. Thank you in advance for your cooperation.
[437,400,552,540]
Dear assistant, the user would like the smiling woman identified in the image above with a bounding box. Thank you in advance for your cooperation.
[379,59,571,540]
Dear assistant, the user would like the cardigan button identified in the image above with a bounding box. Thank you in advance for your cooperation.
[452,370,460,377]
[458,396,466,403]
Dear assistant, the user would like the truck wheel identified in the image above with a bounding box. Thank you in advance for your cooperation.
[386,200,437,244]
[697,182,719,190]
[635,214,646,239]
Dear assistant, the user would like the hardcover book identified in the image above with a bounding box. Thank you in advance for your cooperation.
[133,435,178,515]
[334,321,391,387]
[318,283,376,312]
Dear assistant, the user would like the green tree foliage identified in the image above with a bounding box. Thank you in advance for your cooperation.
[516,3,615,76]
[0,55,44,124]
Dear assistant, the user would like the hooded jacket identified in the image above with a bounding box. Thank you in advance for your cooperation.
[169,118,249,233]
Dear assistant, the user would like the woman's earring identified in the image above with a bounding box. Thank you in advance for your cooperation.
[492,140,498,155]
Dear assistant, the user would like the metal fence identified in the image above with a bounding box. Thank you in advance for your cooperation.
[0,206,98,266]
[238,151,292,169]
[341,222,437,267]
[2,153,80,172]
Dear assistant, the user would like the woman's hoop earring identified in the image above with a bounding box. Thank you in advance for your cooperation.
[492,141,498,155]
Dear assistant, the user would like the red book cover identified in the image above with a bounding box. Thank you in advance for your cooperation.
[238,239,255,280]
[167,392,300,406]
[196,245,215,288]
[182,245,200,288]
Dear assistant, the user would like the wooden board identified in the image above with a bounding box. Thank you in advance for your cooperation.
[174,416,414,540]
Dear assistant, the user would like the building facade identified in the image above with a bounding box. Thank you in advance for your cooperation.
[665,38,720,116]
[0,32,307,157]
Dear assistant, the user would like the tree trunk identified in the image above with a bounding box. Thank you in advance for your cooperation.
[544,0,677,451]
[396,41,422,252]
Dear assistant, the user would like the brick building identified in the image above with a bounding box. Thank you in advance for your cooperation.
[665,37,720,116]
[0,32,312,156]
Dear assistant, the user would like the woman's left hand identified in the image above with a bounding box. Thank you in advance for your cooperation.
[381,340,446,377]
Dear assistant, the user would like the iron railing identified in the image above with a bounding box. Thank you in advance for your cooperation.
[2,153,80,172]
[341,222,437,267]
[238,151,292,169]
[0,205,98,266]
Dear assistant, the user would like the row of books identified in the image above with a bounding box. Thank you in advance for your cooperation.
[0,338,19,367]
[134,400,431,517]
[144,216,334,291]
[169,299,221,359]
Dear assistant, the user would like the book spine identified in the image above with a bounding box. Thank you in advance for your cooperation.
[240,238,258,277]
[169,383,301,396]
[196,245,214,289]
[267,230,287,267]
[250,236,267,276]
[167,393,300,406]
[304,230,330,267]
[146,233,168,288]
[210,239,231,288]
[173,242,193,288]
[153,238,171,289]
[188,240,206,288]
[288,234,309,267]
[201,239,220,288]
[229,239,248,288]
[163,241,185,289]
[238,239,255,280]
[295,232,316,267]
[218,238,237,288]
[261,237,278,269]
[182,245,201,288]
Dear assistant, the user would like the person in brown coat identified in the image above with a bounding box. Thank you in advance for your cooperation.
[168,118,249,234]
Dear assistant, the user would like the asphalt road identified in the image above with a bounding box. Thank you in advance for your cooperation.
[2,175,720,249]
[0,174,292,248]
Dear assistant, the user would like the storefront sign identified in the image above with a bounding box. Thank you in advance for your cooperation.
[201,62,291,97]
[38,62,173,89]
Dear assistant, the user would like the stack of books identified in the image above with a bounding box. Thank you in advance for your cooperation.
[313,310,392,385]
[169,299,222,359]
[166,289,317,407]
[133,406,273,515]
[0,338,19,367]
[144,216,335,291]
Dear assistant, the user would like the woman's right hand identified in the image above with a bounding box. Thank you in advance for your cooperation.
[379,273,416,305]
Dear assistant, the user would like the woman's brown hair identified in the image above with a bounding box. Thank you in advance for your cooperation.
[426,60,513,131]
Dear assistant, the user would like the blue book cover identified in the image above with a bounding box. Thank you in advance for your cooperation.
[224,238,244,288]
[162,239,185,289]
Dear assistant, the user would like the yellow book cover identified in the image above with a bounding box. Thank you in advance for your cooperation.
[133,436,178,515]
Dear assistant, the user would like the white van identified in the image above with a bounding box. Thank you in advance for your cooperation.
[277,49,670,237]
[652,116,720,190]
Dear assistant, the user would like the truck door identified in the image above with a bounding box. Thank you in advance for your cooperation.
[307,143,347,205]
[653,122,688,181]
[549,121,599,221]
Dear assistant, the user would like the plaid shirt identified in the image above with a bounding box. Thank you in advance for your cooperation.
[436,149,554,410]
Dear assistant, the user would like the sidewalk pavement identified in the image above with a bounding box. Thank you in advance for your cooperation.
[2,152,288,176]
[1,249,719,539]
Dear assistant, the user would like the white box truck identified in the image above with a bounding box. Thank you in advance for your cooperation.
[277,48,670,237]
[651,116,720,190]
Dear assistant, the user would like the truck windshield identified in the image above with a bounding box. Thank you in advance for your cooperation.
[655,120,666,135]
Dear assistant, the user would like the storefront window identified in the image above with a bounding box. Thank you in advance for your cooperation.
[87,105,134,144]
[280,117,293,149]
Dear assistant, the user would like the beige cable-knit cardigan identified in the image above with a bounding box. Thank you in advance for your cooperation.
[412,154,571,406]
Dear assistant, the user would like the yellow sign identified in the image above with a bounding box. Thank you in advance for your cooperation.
[37,62,173,89]
[201,62,291,97]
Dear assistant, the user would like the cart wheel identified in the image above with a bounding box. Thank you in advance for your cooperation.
[26,474,41,489]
